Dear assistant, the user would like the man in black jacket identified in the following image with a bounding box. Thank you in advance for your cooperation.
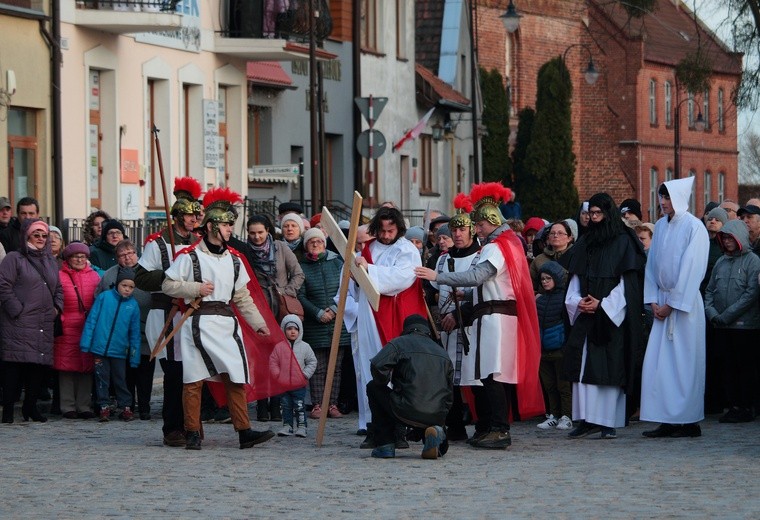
[367,314,453,459]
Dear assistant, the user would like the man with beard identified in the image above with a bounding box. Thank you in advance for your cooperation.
[429,193,482,441]
[416,183,544,449]
[135,177,202,447]
[352,206,427,449]
[640,178,709,438]
[559,193,647,439]
[162,187,275,450]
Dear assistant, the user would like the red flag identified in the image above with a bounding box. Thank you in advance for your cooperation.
[392,107,436,152]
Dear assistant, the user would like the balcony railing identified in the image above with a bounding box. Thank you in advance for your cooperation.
[75,1,180,12]
[73,0,183,34]
[219,0,332,42]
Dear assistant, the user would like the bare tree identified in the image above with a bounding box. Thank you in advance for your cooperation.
[739,129,760,184]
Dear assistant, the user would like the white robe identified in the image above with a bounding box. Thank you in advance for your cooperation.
[339,290,369,430]
[640,210,709,424]
[138,236,194,361]
[164,248,253,384]
[566,275,627,428]
[432,250,480,386]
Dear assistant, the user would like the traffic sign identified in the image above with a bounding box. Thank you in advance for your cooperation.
[356,129,386,159]
[355,97,388,123]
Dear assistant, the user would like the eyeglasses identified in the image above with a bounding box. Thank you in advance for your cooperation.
[540,276,553,282]
[588,210,604,217]
[69,254,88,260]
[30,233,48,239]
[723,208,737,214]
[117,251,136,259]
[548,231,568,237]
[107,230,124,237]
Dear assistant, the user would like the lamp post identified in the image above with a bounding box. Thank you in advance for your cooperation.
[673,90,705,179]
[561,44,600,86]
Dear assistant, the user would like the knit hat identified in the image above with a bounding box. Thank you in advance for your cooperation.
[405,226,426,243]
[707,207,728,225]
[562,219,578,241]
[620,198,642,220]
[48,225,63,240]
[429,215,450,231]
[310,213,322,228]
[435,224,451,239]
[26,219,49,238]
[280,213,305,234]
[63,241,90,260]
[101,219,126,239]
[303,227,326,245]
[116,266,136,284]
[338,219,351,231]
[523,217,545,238]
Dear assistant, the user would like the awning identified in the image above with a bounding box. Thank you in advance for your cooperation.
[248,164,300,184]
[247,61,296,90]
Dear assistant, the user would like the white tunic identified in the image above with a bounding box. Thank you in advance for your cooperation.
[566,275,627,428]
[339,289,369,430]
[640,177,709,424]
[432,250,480,386]
[138,235,195,361]
[164,247,253,384]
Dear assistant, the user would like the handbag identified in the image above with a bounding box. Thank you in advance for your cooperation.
[276,289,304,322]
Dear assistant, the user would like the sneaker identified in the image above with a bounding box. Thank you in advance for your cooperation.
[556,415,573,430]
[185,431,202,450]
[308,404,322,420]
[370,443,396,459]
[567,421,601,439]
[471,430,511,449]
[537,414,558,430]
[163,430,187,447]
[277,425,294,436]
[119,406,134,422]
[239,428,275,449]
[421,426,446,459]
[466,430,488,445]
[99,407,110,422]
[327,404,344,418]
[294,426,307,438]
[599,427,617,439]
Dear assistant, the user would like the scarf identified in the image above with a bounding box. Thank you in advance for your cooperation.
[249,235,276,280]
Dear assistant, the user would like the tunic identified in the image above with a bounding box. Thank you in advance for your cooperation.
[163,241,266,385]
[640,177,709,424]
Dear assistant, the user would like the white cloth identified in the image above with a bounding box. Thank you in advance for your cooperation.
[164,246,253,384]
[138,236,194,361]
[338,289,369,430]
[432,250,480,386]
[640,177,709,424]
[566,275,627,428]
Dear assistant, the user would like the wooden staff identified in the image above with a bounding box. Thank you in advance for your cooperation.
[150,297,202,360]
[151,125,176,257]
[316,192,363,447]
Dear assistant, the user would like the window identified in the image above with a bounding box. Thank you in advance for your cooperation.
[702,89,710,129]
[395,0,407,59]
[718,172,725,202]
[7,108,38,207]
[420,135,433,193]
[665,168,673,182]
[688,169,696,214]
[703,170,712,209]
[664,81,672,126]
[687,91,695,127]
[718,88,725,132]
[360,0,379,52]
[649,79,657,124]
[649,167,659,222]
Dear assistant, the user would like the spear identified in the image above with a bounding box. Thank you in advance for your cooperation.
[151,125,176,257]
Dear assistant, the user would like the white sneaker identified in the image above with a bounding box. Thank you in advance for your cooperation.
[556,415,573,430]
[295,426,307,438]
[277,425,293,436]
[537,414,558,430]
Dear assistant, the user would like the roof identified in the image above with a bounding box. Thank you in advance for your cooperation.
[590,0,742,76]
[246,61,296,90]
[416,63,471,110]
[415,0,446,73]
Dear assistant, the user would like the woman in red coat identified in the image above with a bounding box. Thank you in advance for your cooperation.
[54,242,101,419]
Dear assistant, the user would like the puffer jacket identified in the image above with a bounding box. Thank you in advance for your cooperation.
[298,250,350,349]
[0,219,63,366]
[53,262,100,372]
[80,288,141,367]
[536,260,569,351]
[89,239,118,270]
[269,314,318,380]
[370,319,454,428]
[704,220,760,329]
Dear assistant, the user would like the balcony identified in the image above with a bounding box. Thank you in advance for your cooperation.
[73,1,182,34]
[214,0,336,61]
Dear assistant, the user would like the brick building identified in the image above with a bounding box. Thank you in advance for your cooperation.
[476,0,742,221]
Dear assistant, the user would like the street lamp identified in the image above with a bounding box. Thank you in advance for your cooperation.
[562,44,600,85]
[674,91,705,179]
[500,0,522,33]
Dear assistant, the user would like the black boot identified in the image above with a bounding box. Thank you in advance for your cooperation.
[359,423,376,449]
[185,431,202,450]
[269,397,282,422]
[22,403,47,423]
[395,424,410,449]
[239,428,275,449]
[256,399,270,422]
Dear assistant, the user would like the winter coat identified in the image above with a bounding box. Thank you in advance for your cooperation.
[705,220,760,330]
[536,260,568,351]
[0,217,22,253]
[245,237,305,313]
[298,250,350,349]
[89,239,118,270]
[530,245,572,292]
[370,320,454,428]
[0,219,63,366]
[80,288,141,367]
[97,263,151,356]
[53,262,100,372]
[270,314,318,381]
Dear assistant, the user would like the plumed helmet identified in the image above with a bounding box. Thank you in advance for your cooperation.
[171,177,203,217]
[200,187,243,230]
[450,192,474,233]
[469,182,511,227]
